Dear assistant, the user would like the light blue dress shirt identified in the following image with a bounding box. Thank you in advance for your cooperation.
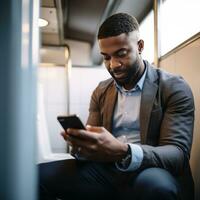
[113,67,147,171]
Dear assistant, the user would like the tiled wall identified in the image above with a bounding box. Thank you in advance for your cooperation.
[69,67,110,124]
[38,66,68,153]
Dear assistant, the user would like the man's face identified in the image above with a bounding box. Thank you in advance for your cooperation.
[98,32,143,89]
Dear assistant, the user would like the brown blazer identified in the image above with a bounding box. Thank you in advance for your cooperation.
[87,60,195,199]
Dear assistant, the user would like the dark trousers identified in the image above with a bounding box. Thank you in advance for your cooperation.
[38,159,181,200]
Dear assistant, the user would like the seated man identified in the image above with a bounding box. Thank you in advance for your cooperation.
[39,13,194,200]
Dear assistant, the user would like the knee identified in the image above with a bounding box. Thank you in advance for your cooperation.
[133,168,180,200]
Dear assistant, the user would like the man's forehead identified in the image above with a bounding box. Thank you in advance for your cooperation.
[98,32,138,52]
[128,31,140,40]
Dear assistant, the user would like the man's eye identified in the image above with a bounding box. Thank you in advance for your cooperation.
[103,55,110,61]
[117,50,128,57]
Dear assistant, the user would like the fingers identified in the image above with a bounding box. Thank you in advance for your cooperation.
[61,131,67,140]
[61,131,72,140]
[61,130,96,150]
[69,140,96,159]
[67,135,95,150]
[62,125,106,141]
[70,146,78,156]
[61,129,98,159]
[67,128,98,141]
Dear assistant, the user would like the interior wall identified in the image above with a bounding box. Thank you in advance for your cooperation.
[69,67,110,124]
[159,37,200,200]
[65,39,92,66]
[38,66,68,153]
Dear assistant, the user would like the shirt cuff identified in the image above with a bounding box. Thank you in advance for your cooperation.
[115,143,143,172]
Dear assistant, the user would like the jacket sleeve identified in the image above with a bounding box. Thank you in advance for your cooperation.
[140,77,195,176]
[86,85,102,126]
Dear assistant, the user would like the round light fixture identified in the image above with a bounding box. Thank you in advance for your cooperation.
[39,18,49,27]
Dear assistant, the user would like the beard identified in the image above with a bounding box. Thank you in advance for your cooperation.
[109,59,141,88]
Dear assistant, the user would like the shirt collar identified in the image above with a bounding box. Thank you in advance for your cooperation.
[115,63,147,94]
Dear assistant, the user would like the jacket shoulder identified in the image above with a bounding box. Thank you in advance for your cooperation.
[149,66,194,108]
[94,77,114,94]
[146,63,192,94]
[156,68,193,96]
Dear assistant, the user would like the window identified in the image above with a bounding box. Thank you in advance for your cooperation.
[139,10,154,63]
[160,0,200,55]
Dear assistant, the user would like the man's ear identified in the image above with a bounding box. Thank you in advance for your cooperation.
[138,39,144,54]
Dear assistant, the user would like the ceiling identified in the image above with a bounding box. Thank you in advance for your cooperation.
[40,0,153,65]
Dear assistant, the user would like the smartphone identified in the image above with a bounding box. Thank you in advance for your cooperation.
[57,115,85,130]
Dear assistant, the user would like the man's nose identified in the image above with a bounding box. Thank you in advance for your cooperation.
[110,57,122,69]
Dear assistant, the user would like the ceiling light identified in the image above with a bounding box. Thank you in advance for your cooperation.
[39,18,48,27]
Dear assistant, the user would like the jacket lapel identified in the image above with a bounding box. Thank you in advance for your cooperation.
[140,64,158,143]
[104,82,117,132]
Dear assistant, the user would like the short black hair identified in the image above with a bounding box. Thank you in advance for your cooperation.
[98,13,139,39]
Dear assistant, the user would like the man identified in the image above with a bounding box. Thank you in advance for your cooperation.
[39,13,194,200]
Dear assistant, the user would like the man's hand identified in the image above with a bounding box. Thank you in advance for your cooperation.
[61,125,128,162]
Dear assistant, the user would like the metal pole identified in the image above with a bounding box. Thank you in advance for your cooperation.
[154,0,161,67]
[0,0,39,199]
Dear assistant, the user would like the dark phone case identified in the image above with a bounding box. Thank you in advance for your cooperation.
[57,115,85,130]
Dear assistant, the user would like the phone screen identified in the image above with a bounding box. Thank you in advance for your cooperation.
[57,115,85,130]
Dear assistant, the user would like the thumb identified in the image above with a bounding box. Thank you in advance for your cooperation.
[86,125,103,133]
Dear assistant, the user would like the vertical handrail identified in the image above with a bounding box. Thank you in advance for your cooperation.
[0,0,39,199]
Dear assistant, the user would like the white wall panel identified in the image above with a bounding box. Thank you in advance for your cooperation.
[69,67,110,124]
[38,66,68,153]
